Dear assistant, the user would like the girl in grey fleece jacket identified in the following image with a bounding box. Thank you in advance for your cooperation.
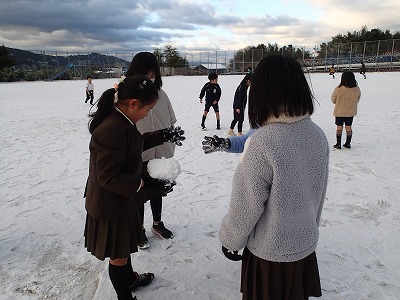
[219,55,329,300]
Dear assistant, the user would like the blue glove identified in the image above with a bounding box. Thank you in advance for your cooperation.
[222,246,242,261]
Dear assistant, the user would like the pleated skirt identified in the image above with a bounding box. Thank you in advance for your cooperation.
[84,211,142,260]
[241,248,322,300]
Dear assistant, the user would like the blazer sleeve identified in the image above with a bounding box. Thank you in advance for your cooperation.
[142,130,164,151]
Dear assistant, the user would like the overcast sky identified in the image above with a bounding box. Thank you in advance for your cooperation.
[1,0,400,54]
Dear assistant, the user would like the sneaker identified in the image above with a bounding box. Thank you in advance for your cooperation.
[129,272,154,291]
[333,144,341,149]
[227,129,236,136]
[201,125,206,130]
[343,143,351,149]
[151,221,173,239]
[138,229,149,249]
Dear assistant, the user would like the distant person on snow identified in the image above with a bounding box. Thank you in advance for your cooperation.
[227,73,252,136]
[199,72,222,130]
[85,76,94,104]
[331,71,361,149]
[329,64,335,79]
[360,62,367,79]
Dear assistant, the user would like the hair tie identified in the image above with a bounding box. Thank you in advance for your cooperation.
[139,79,147,89]
[113,91,119,103]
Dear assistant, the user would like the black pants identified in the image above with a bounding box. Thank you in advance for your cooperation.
[230,109,244,132]
[86,90,94,103]
[139,195,162,224]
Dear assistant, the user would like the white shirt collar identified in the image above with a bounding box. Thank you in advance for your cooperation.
[114,105,135,126]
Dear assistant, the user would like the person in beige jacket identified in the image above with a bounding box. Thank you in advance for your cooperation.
[126,52,177,248]
[331,71,361,149]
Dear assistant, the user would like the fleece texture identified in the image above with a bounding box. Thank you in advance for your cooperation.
[219,115,329,262]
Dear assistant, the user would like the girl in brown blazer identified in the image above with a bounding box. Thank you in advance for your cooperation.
[84,76,184,300]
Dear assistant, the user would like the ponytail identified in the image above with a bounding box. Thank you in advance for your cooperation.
[88,88,117,134]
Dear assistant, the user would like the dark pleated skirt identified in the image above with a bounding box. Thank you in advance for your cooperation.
[241,248,322,300]
[84,211,142,260]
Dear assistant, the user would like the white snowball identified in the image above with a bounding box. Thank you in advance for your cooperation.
[147,157,181,181]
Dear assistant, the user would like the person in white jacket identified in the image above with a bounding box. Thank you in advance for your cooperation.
[126,52,177,248]
[219,55,329,300]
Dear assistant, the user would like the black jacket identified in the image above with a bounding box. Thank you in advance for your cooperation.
[232,84,249,110]
[199,82,221,102]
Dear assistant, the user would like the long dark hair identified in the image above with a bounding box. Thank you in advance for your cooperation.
[240,73,252,87]
[339,71,358,88]
[126,52,162,90]
[248,55,314,128]
[88,75,158,133]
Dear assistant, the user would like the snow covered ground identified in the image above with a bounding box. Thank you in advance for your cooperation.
[1,72,399,299]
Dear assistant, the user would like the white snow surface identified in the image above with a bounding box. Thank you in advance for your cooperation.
[147,157,181,182]
[0,73,400,299]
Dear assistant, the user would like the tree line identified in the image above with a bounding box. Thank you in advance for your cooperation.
[1,26,400,82]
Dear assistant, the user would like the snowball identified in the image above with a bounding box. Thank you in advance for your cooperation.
[147,157,181,181]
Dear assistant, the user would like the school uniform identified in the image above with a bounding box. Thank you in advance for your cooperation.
[84,109,163,260]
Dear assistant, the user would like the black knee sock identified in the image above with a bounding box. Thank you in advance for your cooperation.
[201,115,206,126]
[336,130,342,144]
[109,263,135,300]
[345,131,352,145]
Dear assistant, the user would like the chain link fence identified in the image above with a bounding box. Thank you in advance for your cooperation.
[3,39,400,81]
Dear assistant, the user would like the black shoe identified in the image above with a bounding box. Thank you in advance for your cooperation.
[129,272,154,291]
[333,144,341,149]
[151,221,173,239]
[343,143,351,148]
[216,126,220,130]
[138,229,149,249]
[201,124,206,130]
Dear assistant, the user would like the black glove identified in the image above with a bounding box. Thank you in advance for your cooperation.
[202,135,230,154]
[142,176,176,196]
[222,246,242,261]
[162,125,185,146]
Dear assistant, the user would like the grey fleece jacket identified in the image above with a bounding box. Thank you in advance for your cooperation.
[219,115,329,262]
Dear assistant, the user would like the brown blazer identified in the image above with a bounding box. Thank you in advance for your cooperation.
[85,110,163,220]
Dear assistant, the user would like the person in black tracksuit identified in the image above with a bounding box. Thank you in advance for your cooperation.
[228,74,252,136]
[199,72,222,130]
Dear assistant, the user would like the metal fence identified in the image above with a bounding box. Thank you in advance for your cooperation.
[4,39,400,81]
